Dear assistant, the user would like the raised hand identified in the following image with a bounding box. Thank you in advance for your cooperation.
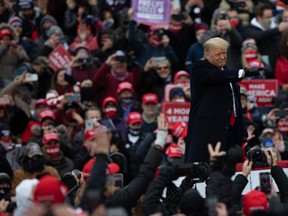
[208,142,226,161]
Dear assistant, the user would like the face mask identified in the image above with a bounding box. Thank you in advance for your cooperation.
[244,50,257,61]
[169,23,182,34]
[263,138,273,148]
[278,123,288,135]
[230,20,239,28]
[150,35,161,47]
[121,97,133,104]
[103,18,115,28]
[0,138,14,152]
[22,156,45,173]
[129,128,141,136]
[196,35,204,44]
[105,107,117,118]
[259,18,271,30]
[43,145,60,158]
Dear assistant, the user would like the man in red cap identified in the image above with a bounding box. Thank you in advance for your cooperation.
[41,132,74,177]
[117,81,142,122]
[174,70,190,84]
[141,93,159,134]
[121,111,144,183]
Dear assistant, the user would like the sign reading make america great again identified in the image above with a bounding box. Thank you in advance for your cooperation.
[132,0,170,26]
[48,44,72,72]
[240,80,278,107]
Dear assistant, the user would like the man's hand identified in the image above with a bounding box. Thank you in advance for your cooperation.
[244,67,262,77]
[242,160,253,177]
[94,130,110,155]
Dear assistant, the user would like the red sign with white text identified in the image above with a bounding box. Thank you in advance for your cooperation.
[240,80,278,107]
[162,102,190,129]
[48,44,72,72]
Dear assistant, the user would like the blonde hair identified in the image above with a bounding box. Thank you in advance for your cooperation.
[203,37,230,53]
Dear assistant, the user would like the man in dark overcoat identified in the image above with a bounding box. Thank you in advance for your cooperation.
[185,37,261,162]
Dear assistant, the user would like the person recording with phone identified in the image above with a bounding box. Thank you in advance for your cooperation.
[140,57,173,101]
[68,45,98,83]
[185,37,262,163]
[92,50,141,105]
[127,8,178,69]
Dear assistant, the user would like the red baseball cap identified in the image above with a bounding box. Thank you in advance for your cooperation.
[174,70,189,83]
[165,144,182,158]
[127,111,142,125]
[42,132,59,144]
[82,158,120,180]
[39,110,55,122]
[102,96,117,108]
[0,29,12,39]
[172,121,188,138]
[35,98,48,109]
[242,190,269,216]
[142,93,158,104]
[117,82,134,94]
[84,129,96,141]
[33,175,67,204]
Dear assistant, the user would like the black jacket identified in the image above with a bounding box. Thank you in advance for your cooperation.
[80,146,164,213]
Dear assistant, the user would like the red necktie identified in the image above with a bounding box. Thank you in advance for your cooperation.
[230,109,235,126]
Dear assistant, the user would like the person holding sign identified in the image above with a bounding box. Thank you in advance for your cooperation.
[185,37,262,162]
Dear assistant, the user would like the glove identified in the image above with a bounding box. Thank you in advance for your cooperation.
[244,67,262,77]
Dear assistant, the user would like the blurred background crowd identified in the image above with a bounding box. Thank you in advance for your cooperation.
[1,0,288,215]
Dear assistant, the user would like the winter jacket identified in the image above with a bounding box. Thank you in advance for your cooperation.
[92,63,141,104]
[0,24,29,81]
[128,21,178,68]
[275,55,288,87]
[80,146,164,213]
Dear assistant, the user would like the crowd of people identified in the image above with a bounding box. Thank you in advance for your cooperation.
[0,0,288,215]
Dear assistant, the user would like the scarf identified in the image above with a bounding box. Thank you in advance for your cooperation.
[111,70,129,81]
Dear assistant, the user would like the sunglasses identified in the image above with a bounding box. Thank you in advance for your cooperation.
[157,66,169,70]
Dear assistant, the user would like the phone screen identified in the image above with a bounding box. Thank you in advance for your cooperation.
[113,173,123,188]
[259,172,271,193]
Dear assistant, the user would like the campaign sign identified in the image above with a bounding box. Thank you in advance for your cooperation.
[48,44,72,72]
[240,80,278,107]
[132,0,170,26]
[162,102,190,129]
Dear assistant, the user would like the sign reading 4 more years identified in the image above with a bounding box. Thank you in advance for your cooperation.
[240,80,278,107]
[162,102,190,129]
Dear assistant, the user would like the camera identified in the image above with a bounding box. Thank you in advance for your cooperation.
[175,162,209,183]
[246,146,270,168]
[171,14,185,22]
[84,15,96,25]
[25,74,38,82]
[233,1,246,8]
[78,57,92,65]
[157,29,165,41]
[218,13,228,20]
